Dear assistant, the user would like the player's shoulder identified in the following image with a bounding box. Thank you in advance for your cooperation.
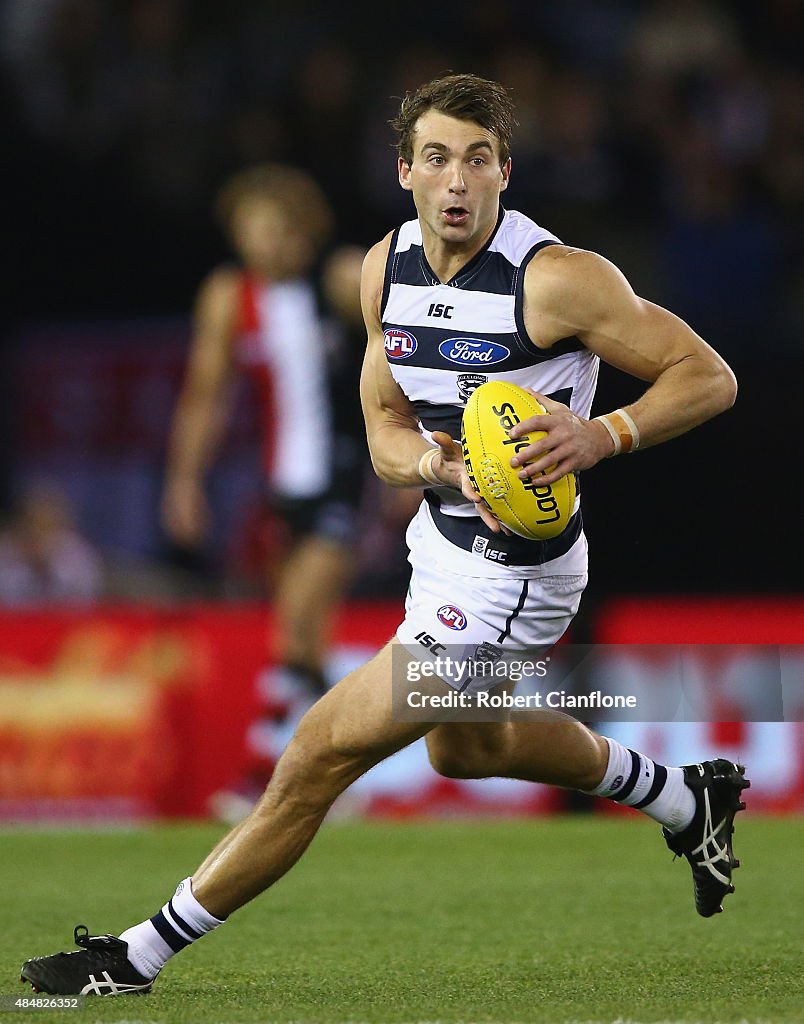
[525,245,623,305]
[363,232,395,275]
[496,208,559,261]
[192,263,248,333]
[360,231,395,304]
[364,216,423,272]
[197,263,245,307]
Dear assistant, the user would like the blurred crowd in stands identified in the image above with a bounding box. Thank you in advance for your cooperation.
[4,0,802,343]
[1,0,802,601]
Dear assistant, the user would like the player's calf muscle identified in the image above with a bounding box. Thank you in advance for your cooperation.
[427,719,607,788]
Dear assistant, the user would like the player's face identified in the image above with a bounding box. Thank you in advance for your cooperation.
[230,198,315,279]
[399,109,511,252]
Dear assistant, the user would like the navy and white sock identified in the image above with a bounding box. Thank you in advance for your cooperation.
[586,737,695,832]
[119,878,225,980]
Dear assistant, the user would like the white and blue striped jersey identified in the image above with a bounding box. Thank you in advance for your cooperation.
[382,206,599,575]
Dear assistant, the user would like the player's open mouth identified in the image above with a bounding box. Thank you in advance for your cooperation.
[442,206,469,226]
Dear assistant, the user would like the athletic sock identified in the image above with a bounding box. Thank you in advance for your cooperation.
[119,877,225,979]
[585,737,696,832]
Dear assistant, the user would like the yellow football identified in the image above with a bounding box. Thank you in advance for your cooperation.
[461,381,576,540]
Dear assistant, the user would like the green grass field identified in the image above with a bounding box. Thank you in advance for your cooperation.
[2,816,801,1024]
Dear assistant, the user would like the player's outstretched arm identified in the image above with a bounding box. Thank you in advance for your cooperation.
[509,248,738,485]
[359,238,503,532]
[162,268,239,545]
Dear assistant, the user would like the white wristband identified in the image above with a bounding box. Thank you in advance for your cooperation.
[418,447,442,486]
[593,408,640,456]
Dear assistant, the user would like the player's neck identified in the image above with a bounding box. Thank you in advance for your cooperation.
[420,219,497,283]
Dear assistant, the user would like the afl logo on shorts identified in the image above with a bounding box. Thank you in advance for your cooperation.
[437,604,467,630]
[384,329,417,360]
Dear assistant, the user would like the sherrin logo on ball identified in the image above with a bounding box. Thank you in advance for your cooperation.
[461,380,576,541]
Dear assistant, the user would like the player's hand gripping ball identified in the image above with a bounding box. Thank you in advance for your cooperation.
[461,381,576,540]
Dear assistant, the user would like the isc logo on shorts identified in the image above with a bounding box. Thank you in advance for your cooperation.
[437,604,467,630]
[384,329,417,359]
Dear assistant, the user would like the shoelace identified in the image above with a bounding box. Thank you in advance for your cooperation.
[73,926,125,959]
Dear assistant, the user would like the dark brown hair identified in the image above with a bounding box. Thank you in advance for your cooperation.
[214,163,333,248]
[391,73,517,166]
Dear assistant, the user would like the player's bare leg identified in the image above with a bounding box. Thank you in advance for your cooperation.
[427,716,691,821]
[426,718,607,789]
[272,535,353,672]
[20,640,443,994]
[192,640,433,917]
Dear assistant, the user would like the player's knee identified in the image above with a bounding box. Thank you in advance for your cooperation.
[428,742,495,780]
[274,716,376,797]
[256,745,343,821]
[429,751,477,779]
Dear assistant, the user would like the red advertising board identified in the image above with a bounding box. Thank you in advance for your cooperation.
[0,599,800,820]
[0,603,401,821]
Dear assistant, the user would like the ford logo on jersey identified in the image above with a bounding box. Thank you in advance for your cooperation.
[437,604,467,630]
[439,338,510,365]
[384,328,417,359]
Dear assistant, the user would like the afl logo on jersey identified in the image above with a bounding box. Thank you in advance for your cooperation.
[384,328,417,359]
[437,604,468,630]
[439,338,510,366]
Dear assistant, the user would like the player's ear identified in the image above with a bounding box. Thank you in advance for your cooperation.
[500,158,511,192]
[398,158,413,191]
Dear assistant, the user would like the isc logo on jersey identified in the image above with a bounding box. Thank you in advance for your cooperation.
[437,604,467,630]
[384,329,417,359]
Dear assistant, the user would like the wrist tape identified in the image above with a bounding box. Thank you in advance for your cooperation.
[418,447,442,485]
[594,408,641,456]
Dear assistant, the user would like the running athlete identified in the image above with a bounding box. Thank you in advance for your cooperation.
[161,165,360,815]
[21,74,749,997]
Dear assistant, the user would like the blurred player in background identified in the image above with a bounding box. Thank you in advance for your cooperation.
[161,165,363,819]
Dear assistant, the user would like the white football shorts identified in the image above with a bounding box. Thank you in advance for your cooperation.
[396,525,587,694]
